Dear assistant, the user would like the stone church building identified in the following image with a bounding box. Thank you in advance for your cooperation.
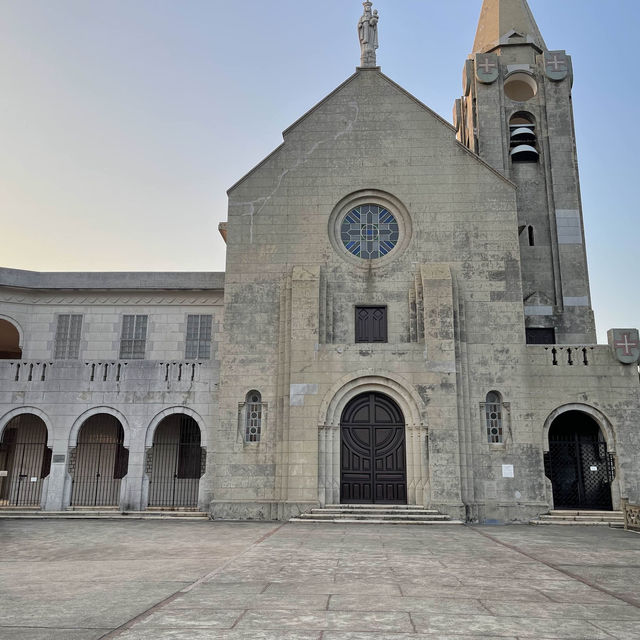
[1,0,638,523]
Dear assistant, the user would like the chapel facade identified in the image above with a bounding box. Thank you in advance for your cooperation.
[0,0,638,523]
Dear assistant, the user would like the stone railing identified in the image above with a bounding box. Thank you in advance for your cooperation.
[622,499,640,532]
[0,359,215,386]
[527,344,613,367]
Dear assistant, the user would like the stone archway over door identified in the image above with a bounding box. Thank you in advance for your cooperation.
[546,411,614,510]
[340,392,407,504]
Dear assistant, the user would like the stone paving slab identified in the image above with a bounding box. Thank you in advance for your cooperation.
[410,613,613,638]
[0,630,109,640]
[1,520,640,639]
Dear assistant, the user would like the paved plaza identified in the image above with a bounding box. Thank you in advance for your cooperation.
[0,520,639,639]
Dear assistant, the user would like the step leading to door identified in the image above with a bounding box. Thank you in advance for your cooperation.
[290,504,463,525]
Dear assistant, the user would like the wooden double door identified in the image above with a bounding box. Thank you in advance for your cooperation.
[340,392,407,504]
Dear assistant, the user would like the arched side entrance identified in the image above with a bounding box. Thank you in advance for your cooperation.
[0,414,50,506]
[545,410,614,510]
[70,414,128,507]
[340,392,407,504]
[147,414,204,509]
[0,317,22,359]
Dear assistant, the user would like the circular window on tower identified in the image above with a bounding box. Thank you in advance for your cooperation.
[340,204,399,259]
[504,72,538,102]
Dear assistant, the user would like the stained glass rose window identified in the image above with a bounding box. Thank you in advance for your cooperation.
[340,204,399,259]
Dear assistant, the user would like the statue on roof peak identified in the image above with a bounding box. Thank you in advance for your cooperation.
[358,1,379,67]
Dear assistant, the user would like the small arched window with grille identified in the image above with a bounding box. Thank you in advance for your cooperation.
[485,391,504,443]
[245,391,262,443]
[509,113,538,163]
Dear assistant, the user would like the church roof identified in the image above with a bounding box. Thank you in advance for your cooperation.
[473,0,546,53]
[228,69,514,193]
[0,267,225,291]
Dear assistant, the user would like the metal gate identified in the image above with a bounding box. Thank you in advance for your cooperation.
[70,415,128,507]
[545,425,614,510]
[147,415,204,508]
[0,419,51,507]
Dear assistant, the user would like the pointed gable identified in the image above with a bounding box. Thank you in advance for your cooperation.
[229,68,512,195]
[473,0,547,54]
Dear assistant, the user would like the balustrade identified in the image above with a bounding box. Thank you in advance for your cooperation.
[622,498,640,532]
[0,359,213,386]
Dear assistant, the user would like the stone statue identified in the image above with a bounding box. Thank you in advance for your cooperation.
[358,2,379,67]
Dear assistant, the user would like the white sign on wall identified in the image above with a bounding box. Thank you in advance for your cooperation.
[502,464,514,478]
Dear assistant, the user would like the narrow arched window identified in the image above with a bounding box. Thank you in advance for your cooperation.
[485,391,504,443]
[528,225,535,246]
[245,391,262,443]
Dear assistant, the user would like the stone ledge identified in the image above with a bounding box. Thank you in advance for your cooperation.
[210,500,318,521]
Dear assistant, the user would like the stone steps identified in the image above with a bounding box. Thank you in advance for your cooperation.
[0,509,209,520]
[530,510,624,527]
[290,504,463,525]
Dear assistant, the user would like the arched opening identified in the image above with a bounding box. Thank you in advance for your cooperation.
[147,414,204,509]
[504,73,538,102]
[70,414,128,507]
[340,391,406,504]
[0,319,22,359]
[527,225,535,247]
[546,411,613,510]
[0,414,50,507]
[509,113,538,162]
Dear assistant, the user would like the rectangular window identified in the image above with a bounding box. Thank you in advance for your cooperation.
[355,306,387,343]
[185,314,212,359]
[54,314,83,359]
[526,327,555,345]
[119,315,148,359]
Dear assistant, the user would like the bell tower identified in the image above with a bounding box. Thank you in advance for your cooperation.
[454,0,596,344]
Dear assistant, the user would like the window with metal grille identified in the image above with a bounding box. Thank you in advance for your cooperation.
[119,315,147,359]
[245,391,262,443]
[355,306,387,343]
[485,391,504,443]
[185,314,212,359]
[54,314,83,359]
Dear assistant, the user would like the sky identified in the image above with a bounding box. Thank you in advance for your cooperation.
[0,0,638,343]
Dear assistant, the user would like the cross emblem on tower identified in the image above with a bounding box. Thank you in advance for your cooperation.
[547,55,566,71]
[478,58,496,74]
[614,332,639,357]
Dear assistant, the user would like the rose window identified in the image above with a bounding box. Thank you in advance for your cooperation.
[340,204,399,259]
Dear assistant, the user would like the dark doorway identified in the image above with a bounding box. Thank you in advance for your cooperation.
[526,327,555,344]
[0,415,51,507]
[147,414,204,509]
[545,411,614,510]
[340,392,407,504]
[70,415,128,507]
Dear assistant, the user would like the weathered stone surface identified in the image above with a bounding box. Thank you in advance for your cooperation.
[0,1,638,524]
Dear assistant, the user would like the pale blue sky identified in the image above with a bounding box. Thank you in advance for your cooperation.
[0,1,638,342]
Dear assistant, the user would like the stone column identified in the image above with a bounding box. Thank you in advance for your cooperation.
[318,426,327,506]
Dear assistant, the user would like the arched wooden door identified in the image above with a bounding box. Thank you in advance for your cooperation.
[340,392,407,504]
[545,411,614,510]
